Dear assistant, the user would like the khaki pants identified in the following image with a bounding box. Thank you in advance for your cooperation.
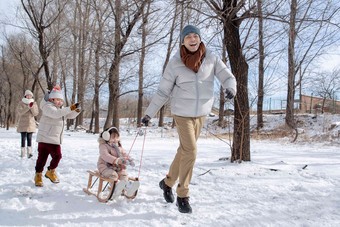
[164,115,206,198]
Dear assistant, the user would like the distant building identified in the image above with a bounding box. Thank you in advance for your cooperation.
[299,95,340,113]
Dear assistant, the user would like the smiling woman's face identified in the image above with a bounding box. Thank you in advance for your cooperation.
[182,33,201,53]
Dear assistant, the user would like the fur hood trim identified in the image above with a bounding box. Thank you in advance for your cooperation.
[98,137,107,144]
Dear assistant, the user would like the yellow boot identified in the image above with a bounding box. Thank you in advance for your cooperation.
[45,168,60,183]
[35,172,43,187]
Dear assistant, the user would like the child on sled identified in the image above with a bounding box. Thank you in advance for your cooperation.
[97,126,139,197]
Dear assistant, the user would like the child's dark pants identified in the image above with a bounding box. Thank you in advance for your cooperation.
[21,132,32,147]
[35,142,62,173]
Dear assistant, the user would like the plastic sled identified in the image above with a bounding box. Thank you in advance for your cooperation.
[83,170,139,203]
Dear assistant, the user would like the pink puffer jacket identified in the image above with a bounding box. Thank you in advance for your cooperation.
[97,137,129,174]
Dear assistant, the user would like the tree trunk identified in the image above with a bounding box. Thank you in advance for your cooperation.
[93,12,103,134]
[285,0,297,129]
[38,30,52,90]
[218,42,227,126]
[51,34,59,87]
[0,78,3,127]
[222,1,250,162]
[105,0,147,130]
[89,98,95,132]
[257,0,264,130]
[76,0,91,128]
[137,2,150,127]
[1,56,13,130]
[105,0,122,130]
[218,86,225,126]
[68,2,79,129]
[159,3,179,127]
[105,54,121,129]
[6,79,13,130]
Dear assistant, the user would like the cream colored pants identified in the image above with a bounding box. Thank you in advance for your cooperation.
[101,168,128,182]
[164,115,206,198]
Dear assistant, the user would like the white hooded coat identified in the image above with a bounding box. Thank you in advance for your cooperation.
[36,99,80,145]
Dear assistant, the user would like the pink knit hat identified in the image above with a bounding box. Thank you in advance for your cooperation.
[49,86,64,100]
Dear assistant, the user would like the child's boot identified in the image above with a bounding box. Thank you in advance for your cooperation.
[45,167,60,183]
[125,180,140,197]
[35,172,43,187]
[21,147,25,158]
[113,180,127,196]
[27,146,33,159]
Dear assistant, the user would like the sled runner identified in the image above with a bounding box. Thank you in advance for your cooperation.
[83,170,139,202]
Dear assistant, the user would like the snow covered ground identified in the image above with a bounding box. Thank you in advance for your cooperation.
[0,115,340,226]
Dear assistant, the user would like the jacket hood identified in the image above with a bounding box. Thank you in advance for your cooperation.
[40,98,51,108]
[98,137,107,145]
[40,98,62,110]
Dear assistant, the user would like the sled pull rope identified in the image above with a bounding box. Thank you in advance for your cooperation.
[116,126,145,183]
[138,126,147,179]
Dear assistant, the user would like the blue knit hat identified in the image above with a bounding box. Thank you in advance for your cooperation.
[180,25,201,44]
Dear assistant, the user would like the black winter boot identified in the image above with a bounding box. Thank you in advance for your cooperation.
[159,179,174,203]
[176,196,192,213]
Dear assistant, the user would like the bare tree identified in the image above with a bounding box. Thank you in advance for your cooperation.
[104,0,147,129]
[1,47,18,129]
[136,1,152,127]
[158,1,180,127]
[257,0,265,129]
[75,0,96,128]
[308,68,340,113]
[5,34,41,95]
[285,0,298,129]
[203,0,252,162]
[218,31,228,127]
[20,0,68,92]
[284,0,339,128]
[90,0,110,133]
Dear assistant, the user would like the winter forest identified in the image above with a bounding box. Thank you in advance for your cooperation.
[1,0,340,226]
[1,0,340,159]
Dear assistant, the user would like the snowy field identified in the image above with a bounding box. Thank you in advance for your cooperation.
[0,116,340,226]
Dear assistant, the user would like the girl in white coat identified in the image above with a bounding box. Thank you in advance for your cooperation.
[34,86,80,187]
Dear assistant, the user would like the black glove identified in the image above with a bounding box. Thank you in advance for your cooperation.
[74,102,81,108]
[141,115,151,126]
[225,89,235,100]
[70,102,81,111]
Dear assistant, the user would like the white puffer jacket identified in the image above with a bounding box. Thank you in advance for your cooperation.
[36,99,80,145]
[145,48,237,118]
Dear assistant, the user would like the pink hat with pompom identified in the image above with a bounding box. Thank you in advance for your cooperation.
[49,86,64,100]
